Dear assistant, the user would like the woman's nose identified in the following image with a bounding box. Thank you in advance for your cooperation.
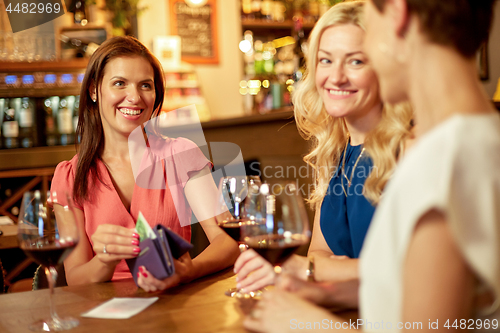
[328,64,348,86]
[126,87,141,103]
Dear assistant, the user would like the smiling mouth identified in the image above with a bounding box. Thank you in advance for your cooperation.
[328,89,356,96]
[118,107,143,116]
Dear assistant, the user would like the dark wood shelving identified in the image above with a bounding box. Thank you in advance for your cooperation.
[241,18,316,31]
[0,59,88,73]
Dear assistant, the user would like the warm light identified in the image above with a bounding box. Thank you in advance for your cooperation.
[239,40,252,53]
[262,80,270,88]
[239,87,248,95]
[286,79,295,85]
[287,85,295,92]
[248,80,261,88]
[185,0,208,7]
[240,80,247,88]
[262,51,272,61]
[272,36,295,49]
[254,40,263,52]
[249,87,260,95]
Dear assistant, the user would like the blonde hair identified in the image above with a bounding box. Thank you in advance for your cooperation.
[292,1,413,207]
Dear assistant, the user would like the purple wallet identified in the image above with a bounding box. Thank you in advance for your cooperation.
[126,225,193,286]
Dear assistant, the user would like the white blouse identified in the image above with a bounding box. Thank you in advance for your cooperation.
[360,113,500,332]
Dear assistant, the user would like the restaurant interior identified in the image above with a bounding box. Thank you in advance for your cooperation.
[0,0,499,331]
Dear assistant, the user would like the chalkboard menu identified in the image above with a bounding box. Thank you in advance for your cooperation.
[169,0,219,64]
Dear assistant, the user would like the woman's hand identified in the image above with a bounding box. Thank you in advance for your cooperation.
[90,224,141,265]
[136,252,196,292]
[234,249,275,292]
[243,288,335,333]
[278,274,359,310]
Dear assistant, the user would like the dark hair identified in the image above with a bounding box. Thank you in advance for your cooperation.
[74,36,165,204]
[371,0,496,58]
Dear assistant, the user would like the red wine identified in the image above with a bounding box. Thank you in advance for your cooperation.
[21,239,77,267]
[219,220,259,242]
[246,234,308,266]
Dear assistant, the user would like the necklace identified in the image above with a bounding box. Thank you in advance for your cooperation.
[341,137,366,196]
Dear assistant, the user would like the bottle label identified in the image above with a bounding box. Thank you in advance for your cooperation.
[2,121,19,137]
[19,109,33,128]
[58,108,73,134]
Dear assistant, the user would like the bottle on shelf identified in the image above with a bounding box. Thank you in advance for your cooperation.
[2,98,19,149]
[242,0,253,19]
[73,0,88,26]
[44,96,59,147]
[58,96,75,146]
[293,16,307,85]
[251,0,262,19]
[272,0,286,22]
[261,0,273,20]
[18,97,36,148]
[308,0,320,22]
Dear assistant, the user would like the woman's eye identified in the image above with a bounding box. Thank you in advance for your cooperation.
[319,58,331,64]
[349,59,364,66]
[113,81,124,87]
[142,83,152,89]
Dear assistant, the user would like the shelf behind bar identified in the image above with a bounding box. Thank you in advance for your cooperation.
[0,59,89,73]
[241,18,316,30]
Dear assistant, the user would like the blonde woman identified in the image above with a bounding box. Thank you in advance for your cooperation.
[234,0,412,292]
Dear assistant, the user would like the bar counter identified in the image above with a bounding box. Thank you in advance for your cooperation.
[0,269,248,333]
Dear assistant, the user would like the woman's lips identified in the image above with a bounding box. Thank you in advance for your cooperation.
[117,107,144,120]
[326,89,357,100]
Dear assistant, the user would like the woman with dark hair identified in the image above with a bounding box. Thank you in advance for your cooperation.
[51,36,239,290]
[244,1,500,332]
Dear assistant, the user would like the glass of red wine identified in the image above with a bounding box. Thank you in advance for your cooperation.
[241,182,310,278]
[18,190,80,331]
[215,175,261,297]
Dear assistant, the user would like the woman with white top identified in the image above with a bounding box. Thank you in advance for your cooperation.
[244,0,500,332]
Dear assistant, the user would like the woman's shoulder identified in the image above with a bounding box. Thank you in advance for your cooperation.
[148,135,202,156]
[54,155,79,179]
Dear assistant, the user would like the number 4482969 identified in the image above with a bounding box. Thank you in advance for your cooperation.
[5,2,61,14]
[444,319,498,330]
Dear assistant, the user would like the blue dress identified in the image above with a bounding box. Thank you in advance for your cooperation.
[320,142,376,258]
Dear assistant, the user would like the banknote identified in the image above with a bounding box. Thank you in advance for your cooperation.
[136,212,156,242]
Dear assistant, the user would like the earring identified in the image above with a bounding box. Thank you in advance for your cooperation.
[92,98,96,102]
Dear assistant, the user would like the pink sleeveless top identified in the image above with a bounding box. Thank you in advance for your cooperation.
[51,137,212,280]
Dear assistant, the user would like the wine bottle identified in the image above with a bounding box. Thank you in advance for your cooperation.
[73,0,87,25]
[18,97,36,148]
[2,98,19,149]
[44,97,58,146]
[57,97,74,146]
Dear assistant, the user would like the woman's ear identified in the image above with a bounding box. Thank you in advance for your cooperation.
[89,81,97,102]
[386,0,410,38]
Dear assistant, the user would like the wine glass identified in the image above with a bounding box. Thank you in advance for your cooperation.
[18,190,80,331]
[241,181,310,277]
[215,175,261,297]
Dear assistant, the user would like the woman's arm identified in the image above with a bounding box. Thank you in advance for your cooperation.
[55,204,140,285]
[184,167,240,278]
[402,210,476,332]
[308,207,359,282]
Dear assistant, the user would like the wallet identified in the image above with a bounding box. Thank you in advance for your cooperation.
[126,225,193,286]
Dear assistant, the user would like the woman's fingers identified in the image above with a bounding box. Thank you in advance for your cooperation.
[234,249,259,273]
[91,224,140,260]
[239,266,275,292]
[236,252,270,280]
[137,266,181,292]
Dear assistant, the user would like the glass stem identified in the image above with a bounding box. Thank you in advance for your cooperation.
[45,266,60,322]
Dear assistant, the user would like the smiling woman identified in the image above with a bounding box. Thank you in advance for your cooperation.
[234,1,413,294]
[49,36,239,290]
